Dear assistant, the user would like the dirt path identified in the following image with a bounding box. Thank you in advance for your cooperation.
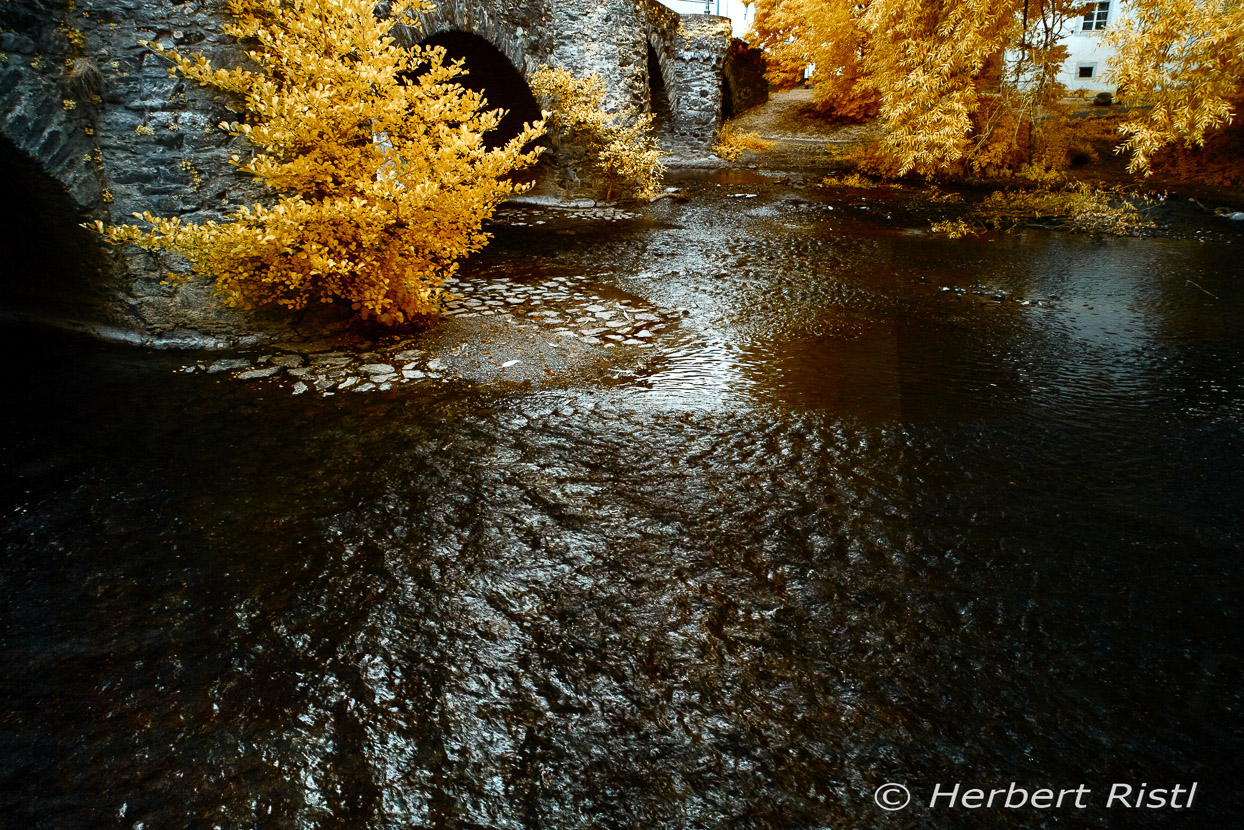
[727,88,882,145]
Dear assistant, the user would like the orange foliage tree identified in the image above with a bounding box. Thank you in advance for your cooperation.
[745,0,878,121]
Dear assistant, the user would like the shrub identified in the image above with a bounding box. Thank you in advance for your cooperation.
[530,66,664,201]
[712,123,776,161]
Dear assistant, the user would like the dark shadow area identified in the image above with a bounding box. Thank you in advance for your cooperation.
[0,137,110,321]
[647,45,672,132]
[722,39,770,119]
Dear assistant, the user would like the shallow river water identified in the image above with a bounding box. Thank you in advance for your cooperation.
[3,172,1243,828]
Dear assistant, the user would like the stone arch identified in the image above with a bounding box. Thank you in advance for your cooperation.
[412,30,545,151]
[646,42,673,133]
[396,1,538,79]
[0,63,110,319]
[0,62,102,212]
[646,26,679,111]
[0,134,109,320]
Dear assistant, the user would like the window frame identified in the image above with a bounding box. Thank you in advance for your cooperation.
[1081,1,1110,31]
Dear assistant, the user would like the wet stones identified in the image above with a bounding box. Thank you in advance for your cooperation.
[496,205,640,226]
[236,366,280,380]
[440,272,676,352]
[207,358,250,374]
[936,280,1056,308]
[179,347,449,396]
[175,257,678,396]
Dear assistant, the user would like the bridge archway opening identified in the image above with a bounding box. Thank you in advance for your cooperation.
[0,137,108,321]
[416,31,545,152]
[647,45,672,131]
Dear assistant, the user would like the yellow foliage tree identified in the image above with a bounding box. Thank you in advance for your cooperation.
[859,0,1022,174]
[1107,0,1244,173]
[529,66,665,201]
[95,0,545,325]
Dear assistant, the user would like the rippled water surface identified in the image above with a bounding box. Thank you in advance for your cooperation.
[3,173,1242,828]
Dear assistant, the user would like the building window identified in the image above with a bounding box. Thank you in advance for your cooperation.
[1082,1,1109,30]
[1078,64,1096,79]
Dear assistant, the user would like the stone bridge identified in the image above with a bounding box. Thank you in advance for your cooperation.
[0,0,758,341]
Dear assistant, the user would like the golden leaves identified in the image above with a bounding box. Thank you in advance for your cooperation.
[1106,0,1244,173]
[530,66,665,201]
[712,124,775,161]
[747,0,1237,178]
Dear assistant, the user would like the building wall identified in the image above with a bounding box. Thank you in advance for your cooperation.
[1058,0,1130,93]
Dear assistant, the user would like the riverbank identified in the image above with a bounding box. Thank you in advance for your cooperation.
[716,89,1244,211]
[171,239,684,397]
[37,165,1240,399]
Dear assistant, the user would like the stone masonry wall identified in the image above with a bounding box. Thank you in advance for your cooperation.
[2,0,272,343]
[665,15,732,154]
[723,38,768,119]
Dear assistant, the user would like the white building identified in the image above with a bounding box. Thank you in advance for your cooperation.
[1056,0,1128,92]
[658,0,755,39]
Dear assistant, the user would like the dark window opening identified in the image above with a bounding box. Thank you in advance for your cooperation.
[1078,65,1095,79]
[1082,1,1109,30]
